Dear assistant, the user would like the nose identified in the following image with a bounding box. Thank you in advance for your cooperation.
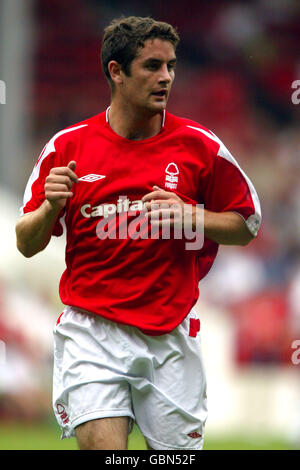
[159,64,172,84]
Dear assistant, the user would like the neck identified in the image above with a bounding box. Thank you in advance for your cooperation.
[107,101,164,141]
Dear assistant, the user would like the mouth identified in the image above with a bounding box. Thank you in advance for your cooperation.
[151,90,167,98]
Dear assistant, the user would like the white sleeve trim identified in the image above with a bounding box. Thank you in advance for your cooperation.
[20,124,88,216]
[231,211,259,238]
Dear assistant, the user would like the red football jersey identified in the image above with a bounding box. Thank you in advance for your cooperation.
[21,109,261,335]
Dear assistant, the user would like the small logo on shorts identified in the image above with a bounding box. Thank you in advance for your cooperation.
[188,431,202,438]
[56,403,69,425]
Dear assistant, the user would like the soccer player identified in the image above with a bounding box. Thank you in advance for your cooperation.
[15,16,261,450]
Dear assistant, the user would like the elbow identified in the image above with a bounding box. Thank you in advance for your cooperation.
[239,232,255,246]
[237,218,257,246]
[239,239,251,247]
[15,224,36,258]
[16,240,35,258]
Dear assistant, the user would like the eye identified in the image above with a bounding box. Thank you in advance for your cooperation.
[146,63,159,71]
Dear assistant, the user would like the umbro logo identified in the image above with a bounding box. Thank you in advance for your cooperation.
[78,174,106,182]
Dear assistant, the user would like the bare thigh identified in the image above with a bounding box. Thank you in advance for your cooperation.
[75,416,130,450]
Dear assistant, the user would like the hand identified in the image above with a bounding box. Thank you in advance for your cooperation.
[44,161,78,210]
[142,185,197,229]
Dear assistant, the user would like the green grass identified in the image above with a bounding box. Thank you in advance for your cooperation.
[0,420,293,450]
[0,421,146,450]
[203,435,292,450]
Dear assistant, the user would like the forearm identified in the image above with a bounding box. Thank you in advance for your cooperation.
[201,208,254,246]
[16,200,61,257]
[142,187,255,246]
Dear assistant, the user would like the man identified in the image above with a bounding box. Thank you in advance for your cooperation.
[16,16,261,450]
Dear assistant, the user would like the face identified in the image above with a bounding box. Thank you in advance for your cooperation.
[113,38,176,114]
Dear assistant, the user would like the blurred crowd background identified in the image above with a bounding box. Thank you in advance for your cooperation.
[0,0,300,448]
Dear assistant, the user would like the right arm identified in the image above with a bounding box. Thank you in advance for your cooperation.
[16,160,78,258]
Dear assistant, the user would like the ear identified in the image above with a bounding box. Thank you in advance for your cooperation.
[108,61,123,87]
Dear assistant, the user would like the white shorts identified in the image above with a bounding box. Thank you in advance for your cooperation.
[52,306,208,450]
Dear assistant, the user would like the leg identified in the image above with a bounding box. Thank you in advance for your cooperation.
[53,310,135,446]
[75,416,130,450]
[131,310,207,450]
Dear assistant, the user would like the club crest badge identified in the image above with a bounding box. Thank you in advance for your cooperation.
[165,162,179,190]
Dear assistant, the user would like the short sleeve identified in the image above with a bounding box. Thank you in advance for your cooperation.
[20,139,65,237]
[204,132,261,237]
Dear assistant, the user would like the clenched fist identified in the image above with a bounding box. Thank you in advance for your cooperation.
[45,161,78,210]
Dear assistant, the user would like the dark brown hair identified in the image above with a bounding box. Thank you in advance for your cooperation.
[101,16,180,91]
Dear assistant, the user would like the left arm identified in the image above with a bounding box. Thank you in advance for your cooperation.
[201,208,253,246]
[143,186,254,247]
